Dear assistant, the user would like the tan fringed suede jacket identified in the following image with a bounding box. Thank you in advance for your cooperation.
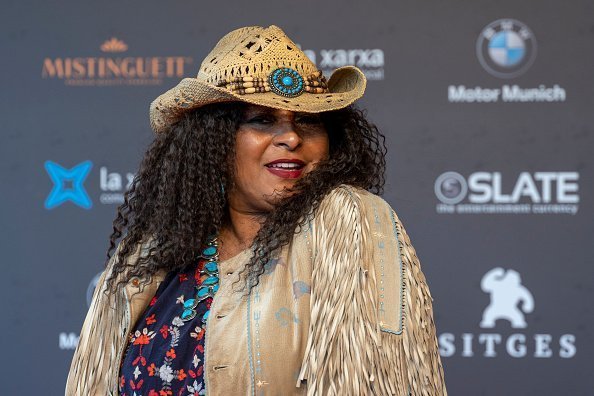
[66,185,447,395]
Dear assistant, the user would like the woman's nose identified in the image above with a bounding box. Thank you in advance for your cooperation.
[272,123,302,151]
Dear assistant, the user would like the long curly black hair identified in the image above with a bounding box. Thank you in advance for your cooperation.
[104,101,386,294]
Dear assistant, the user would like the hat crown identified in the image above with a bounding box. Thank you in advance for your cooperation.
[197,25,319,85]
[149,25,366,134]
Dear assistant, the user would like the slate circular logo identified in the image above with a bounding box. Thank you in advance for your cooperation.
[476,19,537,78]
[435,172,467,204]
[86,272,102,307]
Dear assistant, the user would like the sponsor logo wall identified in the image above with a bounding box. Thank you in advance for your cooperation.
[448,19,567,103]
[3,2,592,395]
[44,160,136,209]
[434,171,580,215]
[42,37,194,86]
[439,268,576,359]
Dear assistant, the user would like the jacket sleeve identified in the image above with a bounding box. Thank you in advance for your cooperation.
[297,185,447,396]
[65,243,130,396]
[390,206,448,396]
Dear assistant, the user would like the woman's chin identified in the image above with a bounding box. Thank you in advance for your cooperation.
[265,184,299,203]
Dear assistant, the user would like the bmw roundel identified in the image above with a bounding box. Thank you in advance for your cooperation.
[476,19,537,79]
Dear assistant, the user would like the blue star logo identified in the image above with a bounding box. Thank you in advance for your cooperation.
[44,160,93,209]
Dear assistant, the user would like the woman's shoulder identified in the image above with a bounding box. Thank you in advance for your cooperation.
[322,183,386,202]
[311,184,408,269]
[324,183,393,205]
[317,184,398,225]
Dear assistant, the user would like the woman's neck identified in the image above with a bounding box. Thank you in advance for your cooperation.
[218,206,266,261]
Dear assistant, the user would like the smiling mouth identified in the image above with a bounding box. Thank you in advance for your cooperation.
[267,162,304,169]
[265,159,306,179]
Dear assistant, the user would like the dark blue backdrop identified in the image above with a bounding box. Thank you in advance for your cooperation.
[2,1,592,394]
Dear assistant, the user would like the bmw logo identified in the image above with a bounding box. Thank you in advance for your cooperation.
[476,19,537,79]
[435,172,467,205]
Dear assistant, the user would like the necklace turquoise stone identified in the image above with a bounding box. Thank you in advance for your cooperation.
[181,238,220,323]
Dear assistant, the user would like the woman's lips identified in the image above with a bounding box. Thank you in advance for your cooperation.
[265,159,305,179]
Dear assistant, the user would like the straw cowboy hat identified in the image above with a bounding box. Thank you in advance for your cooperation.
[149,24,367,134]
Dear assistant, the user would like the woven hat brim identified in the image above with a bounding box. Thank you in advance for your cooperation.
[149,66,366,134]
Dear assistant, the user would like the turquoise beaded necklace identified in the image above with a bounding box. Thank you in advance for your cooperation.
[181,237,220,323]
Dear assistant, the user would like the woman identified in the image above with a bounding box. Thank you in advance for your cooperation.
[66,25,447,395]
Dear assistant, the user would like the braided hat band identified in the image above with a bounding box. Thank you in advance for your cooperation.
[149,25,367,134]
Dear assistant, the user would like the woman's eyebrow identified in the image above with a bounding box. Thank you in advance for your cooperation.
[244,107,276,116]
[242,110,273,120]
[295,112,321,118]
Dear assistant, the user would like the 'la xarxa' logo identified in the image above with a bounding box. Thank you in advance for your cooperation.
[300,46,385,81]
[45,160,136,209]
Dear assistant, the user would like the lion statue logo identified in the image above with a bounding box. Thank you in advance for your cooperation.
[480,267,534,328]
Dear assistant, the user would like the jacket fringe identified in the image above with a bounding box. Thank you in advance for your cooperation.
[65,239,147,396]
[395,210,448,396]
[297,186,447,395]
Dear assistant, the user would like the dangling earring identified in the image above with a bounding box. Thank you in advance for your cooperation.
[220,181,225,195]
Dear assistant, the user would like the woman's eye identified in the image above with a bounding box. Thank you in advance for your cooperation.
[296,115,322,125]
[247,116,274,124]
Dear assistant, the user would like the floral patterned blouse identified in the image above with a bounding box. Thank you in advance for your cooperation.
[119,260,211,396]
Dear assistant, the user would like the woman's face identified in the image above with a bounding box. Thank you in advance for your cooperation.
[228,104,329,213]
